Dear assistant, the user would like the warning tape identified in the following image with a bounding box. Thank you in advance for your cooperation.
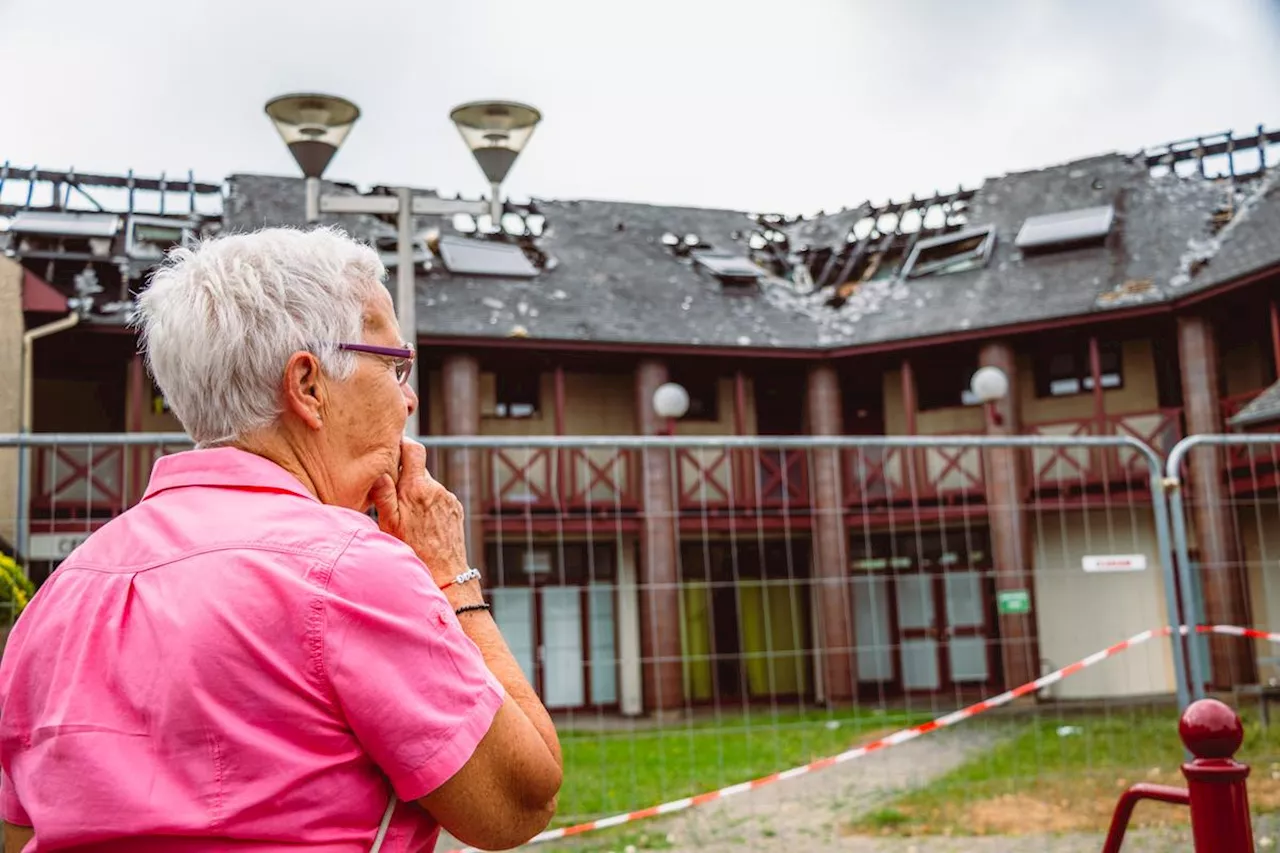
[444,624,1272,852]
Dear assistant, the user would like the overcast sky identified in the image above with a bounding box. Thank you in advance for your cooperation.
[2,0,1279,215]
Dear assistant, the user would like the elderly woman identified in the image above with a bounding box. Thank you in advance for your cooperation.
[0,227,561,852]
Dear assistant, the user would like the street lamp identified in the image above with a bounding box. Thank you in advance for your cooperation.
[449,101,542,224]
[264,92,542,436]
[653,382,690,436]
[970,365,1009,426]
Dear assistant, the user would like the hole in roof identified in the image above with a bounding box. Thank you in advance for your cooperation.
[748,233,767,250]
[730,229,743,240]
[526,214,546,236]
[853,218,875,240]
[899,209,923,233]
[1091,178,1105,190]
[500,212,526,235]
[922,207,947,229]
[661,232,679,246]
[1149,164,1172,179]
[474,213,498,233]
[683,233,702,246]
[902,226,994,279]
[877,213,899,234]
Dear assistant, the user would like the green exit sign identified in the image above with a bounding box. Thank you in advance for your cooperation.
[997,589,1031,615]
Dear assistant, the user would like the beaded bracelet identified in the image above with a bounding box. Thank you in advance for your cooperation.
[440,567,481,591]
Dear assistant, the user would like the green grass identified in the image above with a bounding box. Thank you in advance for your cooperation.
[848,705,1280,837]
[553,706,932,827]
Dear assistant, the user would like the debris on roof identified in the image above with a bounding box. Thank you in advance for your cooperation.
[1169,165,1280,289]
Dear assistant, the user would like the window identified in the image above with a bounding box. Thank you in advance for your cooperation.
[1034,341,1123,398]
[484,370,540,418]
[670,373,720,421]
[691,251,764,288]
[902,226,995,279]
[437,235,539,277]
[1015,205,1114,253]
[915,355,983,411]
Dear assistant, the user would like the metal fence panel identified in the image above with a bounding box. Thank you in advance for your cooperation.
[0,431,1212,844]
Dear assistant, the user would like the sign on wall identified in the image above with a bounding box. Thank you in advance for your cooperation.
[997,589,1031,615]
[1082,554,1148,573]
[28,533,92,561]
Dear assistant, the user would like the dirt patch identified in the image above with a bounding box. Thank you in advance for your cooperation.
[850,771,1280,838]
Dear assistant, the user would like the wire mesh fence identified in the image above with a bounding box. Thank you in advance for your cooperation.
[7,431,1280,849]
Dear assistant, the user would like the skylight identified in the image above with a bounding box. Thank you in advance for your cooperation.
[9,210,122,239]
[437,235,539,278]
[901,226,995,279]
[692,251,765,284]
[1015,204,1115,251]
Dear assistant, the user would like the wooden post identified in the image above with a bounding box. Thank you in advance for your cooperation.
[127,353,146,504]
[900,357,927,501]
[554,365,566,504]
[807,363,855,702]
[978,340,1038,690]
[442,354,484,571]
[1269,299,1280,381]
[634,359,683,713]
[1089,336,1110,477]
[1177,315,1254,687]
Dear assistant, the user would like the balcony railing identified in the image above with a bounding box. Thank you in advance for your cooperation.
[1024,409,1183,492]
[1220,390,1280,493]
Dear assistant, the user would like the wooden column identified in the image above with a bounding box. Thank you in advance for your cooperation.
[442,354,484,570]
[978,340,1038,689]
[900,357,926,500]
[1177,315,1254,687]
[634,359,683,713]
[127,353,147,504]
[1270,300,1280,380]
[807,363,856,702]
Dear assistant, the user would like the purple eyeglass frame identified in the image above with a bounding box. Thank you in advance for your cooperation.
[334,342,415,385]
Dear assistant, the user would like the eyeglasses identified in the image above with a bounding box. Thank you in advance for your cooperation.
[334,342,415,385]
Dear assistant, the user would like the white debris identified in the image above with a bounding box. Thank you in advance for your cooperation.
[760,275,910,340]
[736,335,751,345]
[550,289,568,300]
[1170,168,1279,288]
[517,300,530,316]
[481,297,504,310]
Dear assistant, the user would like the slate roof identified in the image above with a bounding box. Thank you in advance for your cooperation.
[221,143,1280,353]
[1229,379,1280,427]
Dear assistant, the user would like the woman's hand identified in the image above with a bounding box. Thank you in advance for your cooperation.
[370,438,472,592]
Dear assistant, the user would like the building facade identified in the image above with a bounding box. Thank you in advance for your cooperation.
[5,127,1280,713]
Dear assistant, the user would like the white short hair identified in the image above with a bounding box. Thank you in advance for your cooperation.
[133,225,387,446]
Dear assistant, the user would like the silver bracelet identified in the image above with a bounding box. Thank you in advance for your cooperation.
[442,567,481,590]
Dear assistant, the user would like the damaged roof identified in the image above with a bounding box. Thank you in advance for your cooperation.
[1229,379,1280,428]
[221,136,1280,352]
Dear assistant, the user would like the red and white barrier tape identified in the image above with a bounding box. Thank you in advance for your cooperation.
[444,624,1273,852]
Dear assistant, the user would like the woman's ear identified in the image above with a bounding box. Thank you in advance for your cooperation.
[282,351,325,430]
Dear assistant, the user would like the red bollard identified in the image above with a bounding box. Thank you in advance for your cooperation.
[1180,698,1255,853]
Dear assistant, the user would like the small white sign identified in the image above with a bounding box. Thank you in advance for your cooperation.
[1083,554,1147,573]
[28,533,91,561]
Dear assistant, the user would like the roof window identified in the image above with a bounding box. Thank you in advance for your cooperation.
[437,235,538,278]
[1015,204,1114,252]
[901,225,994,279]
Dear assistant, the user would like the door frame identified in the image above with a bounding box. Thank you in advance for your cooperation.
[855,557,1000,697]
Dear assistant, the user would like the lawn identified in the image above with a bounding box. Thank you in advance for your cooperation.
[553,705,933,826]
[849,704,1280,837]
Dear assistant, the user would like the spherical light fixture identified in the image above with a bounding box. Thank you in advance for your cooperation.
[652,382,691,420]
[970,366,1009,403]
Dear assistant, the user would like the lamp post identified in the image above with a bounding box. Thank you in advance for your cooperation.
[970,365,1010,426]
[652,382,690,436]
[264,93,542,436]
